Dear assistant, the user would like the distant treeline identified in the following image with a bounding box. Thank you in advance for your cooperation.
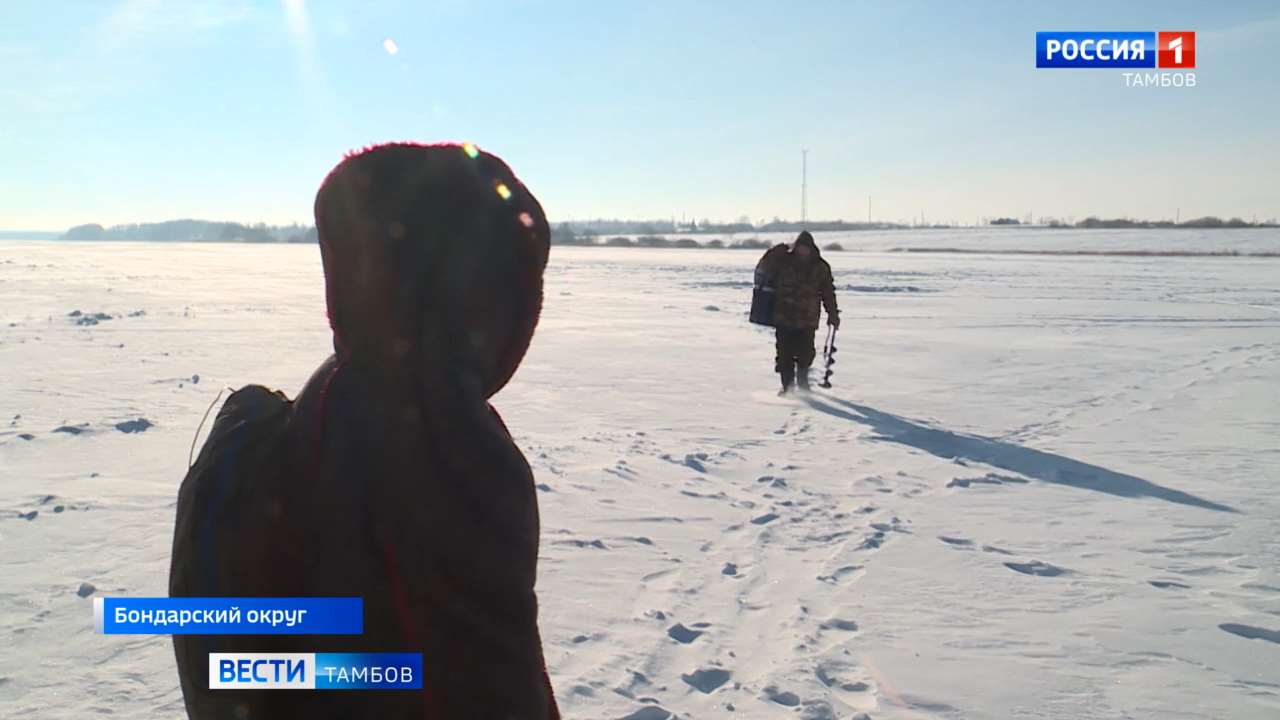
[1068,216,1276,229]
[557,219,907,237]
[994,216,1277,229]
[51,215,1277,246]
[555,233,844,252]
[63,220,317,243]
[57,219,848,248]
[893,248,1280,258]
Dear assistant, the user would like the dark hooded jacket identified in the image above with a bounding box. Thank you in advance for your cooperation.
[170,143,559,719]
[758,232,838,330]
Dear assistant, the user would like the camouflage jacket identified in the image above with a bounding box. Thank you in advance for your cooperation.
[757,244,838,330]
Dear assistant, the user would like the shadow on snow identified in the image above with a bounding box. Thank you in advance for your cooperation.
[803,395,1237,514]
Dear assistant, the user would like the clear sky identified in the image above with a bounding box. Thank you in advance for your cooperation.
[1,0,1277,230]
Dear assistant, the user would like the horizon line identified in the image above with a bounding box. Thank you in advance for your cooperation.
[4,213,1279,235]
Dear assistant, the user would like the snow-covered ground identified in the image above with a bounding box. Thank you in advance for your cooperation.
[1,233,1278,719]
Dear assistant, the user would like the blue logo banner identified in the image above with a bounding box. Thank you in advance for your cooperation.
[208,652,424,690]
[94,597,364,635]
[1036,31,1156,68]
[314,653,424,690]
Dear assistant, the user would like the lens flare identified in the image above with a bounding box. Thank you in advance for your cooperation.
[495,182,512,201]
[462,143,479,159]
[518,212,534,228]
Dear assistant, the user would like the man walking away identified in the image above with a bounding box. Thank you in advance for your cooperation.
[756,231,839,394]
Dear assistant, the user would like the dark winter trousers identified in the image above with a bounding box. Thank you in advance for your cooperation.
[775,327,816,389]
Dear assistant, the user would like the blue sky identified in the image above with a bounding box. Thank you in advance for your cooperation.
[1,0,1277,230]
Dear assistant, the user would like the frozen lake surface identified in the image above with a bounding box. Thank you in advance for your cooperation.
[1,233,1279,719]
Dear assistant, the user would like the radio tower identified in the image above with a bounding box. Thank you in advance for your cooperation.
[801,149,808,227]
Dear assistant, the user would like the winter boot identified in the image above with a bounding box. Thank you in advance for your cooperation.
[779,361,796,395]
[796,366,811,392]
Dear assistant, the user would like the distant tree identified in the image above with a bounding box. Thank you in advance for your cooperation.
[706,239,724,248]
[824,242,844,251]
[604,236,634,247]
[1182,216,1223,228]
[552,222,592,245]
[287,227,319,243]
[65,223,106,240]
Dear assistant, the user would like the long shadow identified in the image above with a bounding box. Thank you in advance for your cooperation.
[803,395,1237,514]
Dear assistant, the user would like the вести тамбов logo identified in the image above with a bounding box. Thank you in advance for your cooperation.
[1036,31,1196,87]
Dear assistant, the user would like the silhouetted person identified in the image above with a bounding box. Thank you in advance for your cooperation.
[170,143,560,718]
[755,231,839,393]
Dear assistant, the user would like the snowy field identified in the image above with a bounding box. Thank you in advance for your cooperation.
[1,232,1279,719]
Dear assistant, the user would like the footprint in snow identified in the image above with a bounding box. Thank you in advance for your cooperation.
[817,665,871,692]
[641,568,676,582]
[800,700,840,720]
[948,473,1030,488]
[681,489,727,500]
[817,565,862,584]
[763,685,800,706]
[1005,560,1070,577]
[115,418,153,433]
[667,623,703,644]
[659,452,709,472]
[858,531,887,550]
[681,667,730,693]
[757,475,787,488]
[802,530,854,544]
[871,518,909,533]
[620,707,672,720]
[52,423,90,435]
[557,539,608,549]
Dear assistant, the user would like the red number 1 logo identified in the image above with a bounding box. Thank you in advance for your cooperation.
[1158,31,1195,68]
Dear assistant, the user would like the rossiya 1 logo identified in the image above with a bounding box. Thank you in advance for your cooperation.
[1036,31,1196,88]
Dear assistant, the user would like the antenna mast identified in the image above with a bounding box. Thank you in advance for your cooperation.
[801,149,808,226]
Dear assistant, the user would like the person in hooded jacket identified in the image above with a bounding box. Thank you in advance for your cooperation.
[756,231,839,393]
[170,143,559,719]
